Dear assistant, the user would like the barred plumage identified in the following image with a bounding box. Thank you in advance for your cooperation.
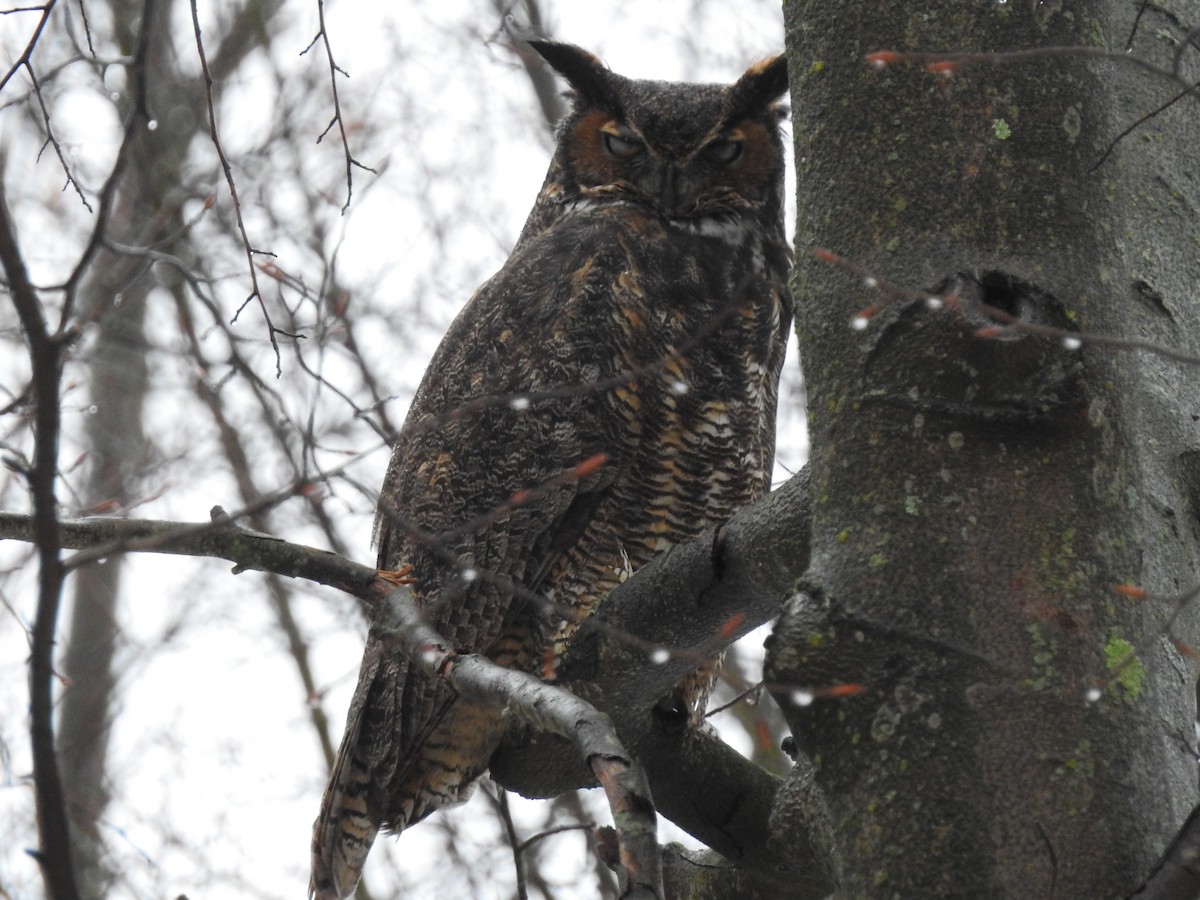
[311,42,791,899]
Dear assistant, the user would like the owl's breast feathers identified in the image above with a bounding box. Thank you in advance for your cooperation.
[381,202,791,587]
[509,207,791,650]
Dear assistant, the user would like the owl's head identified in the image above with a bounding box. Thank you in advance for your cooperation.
[529,41,789,229]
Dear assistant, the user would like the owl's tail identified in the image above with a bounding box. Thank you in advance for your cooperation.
[310,665,381,900]
[311,640,507,899]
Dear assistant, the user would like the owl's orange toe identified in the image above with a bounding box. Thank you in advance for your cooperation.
[376,564,415,586]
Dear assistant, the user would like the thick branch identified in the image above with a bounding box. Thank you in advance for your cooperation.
[564,468,811,708]
[661,845,817,900]
[1129,802,1200,899]
[0,468,811,664]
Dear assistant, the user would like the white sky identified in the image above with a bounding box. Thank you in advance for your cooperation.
[0,2,805,898]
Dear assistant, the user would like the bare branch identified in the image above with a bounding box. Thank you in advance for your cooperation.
[864,41,1200,171]
[59,0,156,326]
[865,43,1200,93]
[189,0,283,375]
[307,0,377,213]
[376,584,664,899]
[0,468,821,893]
[0,469,811,685]
[1090,79,1200,172]
[661,844,817,900]
[26,58,91,211]
[0,510,377,592]
[814,247,1200,369]
[491,470,833,899]
[0,155,79,900]
[0,454,817,897]
[0,0,92,210]
[488,786,530,900]
[489,1,567,134]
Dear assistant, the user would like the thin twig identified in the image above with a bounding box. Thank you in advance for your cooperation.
[1128,802,1200,898]
[189,0,283,376]
[56,441,385,572]
[1125,0,1150,52]
[704,680,763,718]
[73,0,94,56]
[867,44,1200,89]
[175,281,347,767]
[306,0,377,213]
[489,787,529,900]
[517,822,594,856]
[0,0,92,210]
[867,41,1200,171]
[1090,79,1200,172]
[0,0,55,94]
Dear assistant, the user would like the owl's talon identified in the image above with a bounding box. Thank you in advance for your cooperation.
[376,564,415,586]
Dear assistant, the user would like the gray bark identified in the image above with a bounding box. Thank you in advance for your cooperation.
[57,299,147,897]
[772,2,1200,897]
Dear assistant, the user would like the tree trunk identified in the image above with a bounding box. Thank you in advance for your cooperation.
[56,1,170,891]
[56,2,290,894]
[57,291,147,897]
[770,2,1200,897]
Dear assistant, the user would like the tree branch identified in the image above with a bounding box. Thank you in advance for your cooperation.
[0,153,79,900]
[0,468,811,680]
[564,468,812,709]
[0,467,820,896]
[306,0,377,213]
[0,510,378,595]
[490,2,566,135]
[661,844,820,900]
[189,0,283,375]
[0,0,92,210]
[491,469,831,898]
[1128,802,1200,899]
[376,584,664,899]
[59,0,157,324]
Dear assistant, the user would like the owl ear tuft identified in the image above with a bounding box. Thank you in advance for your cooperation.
[528,40,622,112]
[727,54,789,121]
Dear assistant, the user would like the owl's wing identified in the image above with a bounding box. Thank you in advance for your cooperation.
[313,216,646,897]
[376,218,639,641]
[372,216,644,752]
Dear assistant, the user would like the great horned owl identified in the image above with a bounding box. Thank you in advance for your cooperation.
[311,41,791,899]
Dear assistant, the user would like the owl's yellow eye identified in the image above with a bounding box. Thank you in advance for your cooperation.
[604,131,644,159]
[703,138,743,164]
